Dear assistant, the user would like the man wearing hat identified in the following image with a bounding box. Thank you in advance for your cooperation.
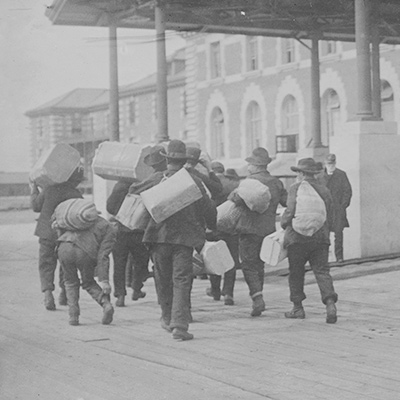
[143,140,217,341]
[318,153,352,263]
[186,147,223,201]
[107,145,166,307]
[229,147,287,316]
[281,158,338,323]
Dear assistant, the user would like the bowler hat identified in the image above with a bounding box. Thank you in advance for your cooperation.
[144,145,165,166]
[211,161,225,174]
[291,158,320,174]
[186,147,201,162]
[160,140,188,160]
[325,153,336,164]
[225,168,240,180]
[245,147,272,166]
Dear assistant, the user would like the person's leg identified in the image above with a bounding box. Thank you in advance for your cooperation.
[130,233,150,300]
[207,274,222,300]
[38,238,58,310]
[239,234,265,316]
[112,230,130,306]
[334,230,344,262]
[170,245,194,340]
[152,244,173,328]
[309,243,338,323]
[58,266,67,306]
[57,242,80,325]
[221,234,239,304]
[79,249,114,325]
[285,243,308,319]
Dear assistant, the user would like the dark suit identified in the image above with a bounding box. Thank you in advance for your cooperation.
[318,168,352,261]
[31,183,82,292]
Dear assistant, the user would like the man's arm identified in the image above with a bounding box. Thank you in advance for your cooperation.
[30,183,44,212]
[280,184,297,229]
[341,172,352,209]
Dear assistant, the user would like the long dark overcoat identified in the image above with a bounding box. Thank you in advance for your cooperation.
[318,168,352,232]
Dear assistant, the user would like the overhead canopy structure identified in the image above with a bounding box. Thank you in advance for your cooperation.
[47,0,400,44]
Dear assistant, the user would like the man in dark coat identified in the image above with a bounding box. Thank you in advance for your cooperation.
[143,140,217,341]
[318,153,352,263]
[30,167,84,310]
[229,148,287,317]
[281,158,338,323]
[206,161,241,305]
[106,145,166,306]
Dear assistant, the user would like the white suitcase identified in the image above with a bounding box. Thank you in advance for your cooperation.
[200,240,234,275]
[260,230,287,266]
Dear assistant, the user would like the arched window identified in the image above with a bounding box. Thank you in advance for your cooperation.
[381,80,394,121]
[278,95,298,152]
[321,89,340,146]
[210,107,225,158]
[246,101,262,153]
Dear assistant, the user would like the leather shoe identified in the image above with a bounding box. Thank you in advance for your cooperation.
[115,295,125,307]
[326,300,337,324]
[102,302,114,325]
[206,287,221,301]
[251,296,265,317]
[44,290,56,311]
[161,318,172,332]
[284,306,305,319]
[132,290,146,301]
[224,295,234,306]
[172,328,194,341]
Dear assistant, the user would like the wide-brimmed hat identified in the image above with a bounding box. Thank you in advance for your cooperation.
[291,158,320,174]
[160,140,188,160]
[225,168,240,180]
[245,147,272,166]
[211,161,225,173]
[325,153,336,164]
[144,145,165,166]
[186,147,201,162]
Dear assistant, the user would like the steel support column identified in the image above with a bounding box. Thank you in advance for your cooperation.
[155,2,169,142]
[371,17,382,119]
[310,36,322,147]
[109,13,120,141]
[355,0,374,119]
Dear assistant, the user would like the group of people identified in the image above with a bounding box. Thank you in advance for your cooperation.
[31,139,352,341]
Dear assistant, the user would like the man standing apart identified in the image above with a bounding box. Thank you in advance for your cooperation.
[281,158,338,323]
[143,140,217,341]
[229,148,287,317]
[318,154,352,263]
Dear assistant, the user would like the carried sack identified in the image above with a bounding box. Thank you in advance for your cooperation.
[260,230,287,266]
[53,199,98,231]
[216,200,243,233]
[115,194,150,231]
[292,181,326,237]
[236,179,271,213]
[140,168,202,224]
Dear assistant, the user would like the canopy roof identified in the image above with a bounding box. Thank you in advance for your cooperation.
[47,0,400,44]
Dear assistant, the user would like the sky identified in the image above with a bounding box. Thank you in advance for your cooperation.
[0,0,185,172]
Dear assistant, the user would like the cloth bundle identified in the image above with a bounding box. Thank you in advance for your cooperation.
[236,179,271,213]
[53,198,99,231]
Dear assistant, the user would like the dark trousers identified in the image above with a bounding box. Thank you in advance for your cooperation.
[152,244,193,331]
[239,234,265,298]
[209,234,240,297]
[58,242,105,304]
[287,242,338,305]
[112,230,150,297]
[333,230,344,261]
[38,238,64,292]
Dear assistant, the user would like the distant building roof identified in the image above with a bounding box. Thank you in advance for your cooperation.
[26,47,186,117]
[26,88,109,117]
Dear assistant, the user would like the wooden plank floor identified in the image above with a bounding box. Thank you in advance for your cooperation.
[1,223,400,400]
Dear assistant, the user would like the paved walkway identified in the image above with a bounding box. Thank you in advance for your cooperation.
[1,222,400,400]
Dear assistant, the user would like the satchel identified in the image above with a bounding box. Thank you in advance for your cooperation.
[115,194,150,231]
